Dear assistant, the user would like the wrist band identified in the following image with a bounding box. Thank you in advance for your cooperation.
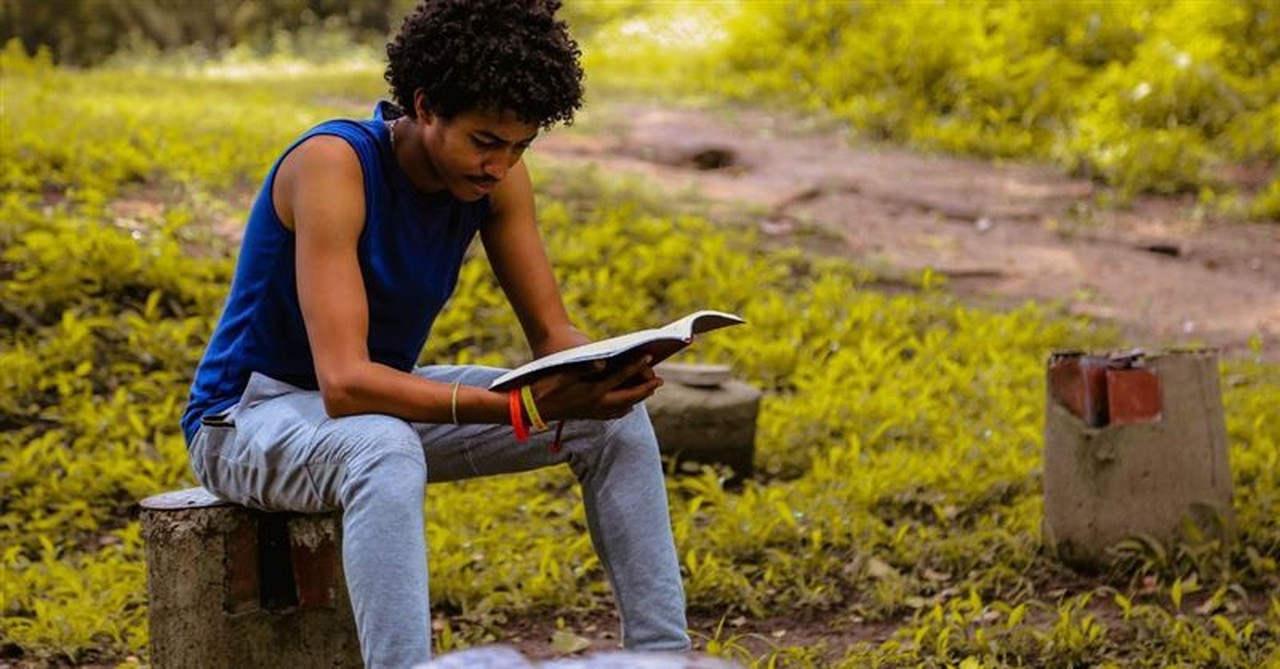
[449,380,461,425]
[520,385,547,432]
[509,388,529,443]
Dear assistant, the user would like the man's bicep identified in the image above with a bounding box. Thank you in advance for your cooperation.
[288,139,371,387]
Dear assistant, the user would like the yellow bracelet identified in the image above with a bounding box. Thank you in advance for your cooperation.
[450,380,462,425]
[520,385,548,432]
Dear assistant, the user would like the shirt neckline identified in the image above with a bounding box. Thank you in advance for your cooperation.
[375,101,455,208]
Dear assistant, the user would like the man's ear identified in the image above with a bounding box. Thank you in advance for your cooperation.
[413,89,434,123]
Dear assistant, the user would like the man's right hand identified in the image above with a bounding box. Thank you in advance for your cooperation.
[530,355,663,421]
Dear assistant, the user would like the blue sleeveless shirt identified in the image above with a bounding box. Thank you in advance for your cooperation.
[181,102,488,444]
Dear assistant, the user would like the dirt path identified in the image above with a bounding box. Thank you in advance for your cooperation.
[538,102,1280,361]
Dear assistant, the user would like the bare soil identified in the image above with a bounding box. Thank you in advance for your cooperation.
[467,608,899,662]
[537,102,1280,362]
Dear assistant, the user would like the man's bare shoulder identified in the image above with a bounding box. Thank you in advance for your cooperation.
[274,135,364,231]
[486,160,534,222]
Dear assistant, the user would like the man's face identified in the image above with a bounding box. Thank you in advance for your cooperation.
[419,105,540,201]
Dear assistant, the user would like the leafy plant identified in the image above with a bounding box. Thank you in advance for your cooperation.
[577,0,1280,219]
[1,30,1277,668]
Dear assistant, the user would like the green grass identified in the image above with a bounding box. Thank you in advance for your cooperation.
[1,38,1278,668]
[577,0,1280,220]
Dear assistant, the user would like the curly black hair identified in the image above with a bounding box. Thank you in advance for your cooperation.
[385,0,584,129]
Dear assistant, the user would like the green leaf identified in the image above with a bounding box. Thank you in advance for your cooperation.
[549,629,591,655]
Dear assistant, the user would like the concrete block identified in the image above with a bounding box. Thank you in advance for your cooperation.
[647,363,761,483]
[140,487,361,668]
[1042,350,1235,568]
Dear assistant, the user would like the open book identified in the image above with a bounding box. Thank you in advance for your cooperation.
[488,310,744,391]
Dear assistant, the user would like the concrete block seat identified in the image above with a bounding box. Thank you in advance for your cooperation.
[140,487,361,667]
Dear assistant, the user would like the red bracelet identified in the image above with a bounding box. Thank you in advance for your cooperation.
[509,388,529,443]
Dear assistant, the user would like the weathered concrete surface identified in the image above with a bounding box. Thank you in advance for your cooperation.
[141,488,361,668]
[419,646,742,668]
[647,364,762,482]
[1042,350,1235,567]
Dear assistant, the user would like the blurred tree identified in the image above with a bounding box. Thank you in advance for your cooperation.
[1,0,396,65]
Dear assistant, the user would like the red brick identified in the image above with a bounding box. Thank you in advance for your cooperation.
[224,515,260,614]
[1106,367,1163,426]
[291,538,339,609]
[1048,354,1109,427]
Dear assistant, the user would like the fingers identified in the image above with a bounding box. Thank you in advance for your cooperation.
[603,355,655,388]
[601,373,662,409]
[539,356,664,421]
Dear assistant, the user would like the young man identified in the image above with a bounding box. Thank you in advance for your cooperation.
[179,1,690,666]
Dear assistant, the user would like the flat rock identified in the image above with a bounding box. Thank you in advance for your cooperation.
[656,362,733,388]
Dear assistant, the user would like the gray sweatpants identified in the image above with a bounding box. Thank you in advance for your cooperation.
[187,366,690,668]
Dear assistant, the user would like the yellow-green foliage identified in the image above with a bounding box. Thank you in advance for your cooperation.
[580,0,1280,219]
[0,40,379,207]
[2,43,1278,667]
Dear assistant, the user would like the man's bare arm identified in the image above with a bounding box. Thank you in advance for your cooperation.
[282,136,509,422]
[482,161,592,357]
[482,161,661,416]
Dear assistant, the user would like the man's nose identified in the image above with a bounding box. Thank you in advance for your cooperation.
[483,161,507,180]
[482,153,516,180]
